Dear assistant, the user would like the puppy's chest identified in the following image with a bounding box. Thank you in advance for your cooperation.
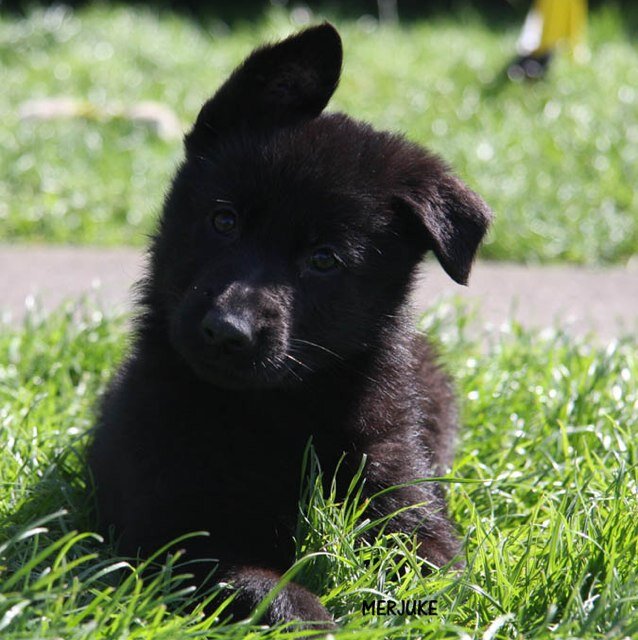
[158,401,333,503]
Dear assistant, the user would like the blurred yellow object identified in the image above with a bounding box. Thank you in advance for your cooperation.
[519,0,587,56]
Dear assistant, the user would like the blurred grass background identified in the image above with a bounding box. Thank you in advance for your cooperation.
[1,1,637,263]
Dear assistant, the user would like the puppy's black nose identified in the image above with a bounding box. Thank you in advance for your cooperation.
[201,310,255,352]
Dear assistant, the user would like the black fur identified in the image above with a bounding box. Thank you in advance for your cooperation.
[88,23,492,628]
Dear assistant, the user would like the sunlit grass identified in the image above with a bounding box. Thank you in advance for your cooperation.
[1,4,637,263]
[1,303,636,638]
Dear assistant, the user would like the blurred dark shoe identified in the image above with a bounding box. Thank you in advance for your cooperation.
[507,52,553,81]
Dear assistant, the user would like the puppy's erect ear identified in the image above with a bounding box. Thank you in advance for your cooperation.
[185,23,342,153]
[395,151,493,285]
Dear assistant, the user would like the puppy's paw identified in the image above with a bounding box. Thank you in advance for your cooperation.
[265,580,335,630]
[223,566,334,630]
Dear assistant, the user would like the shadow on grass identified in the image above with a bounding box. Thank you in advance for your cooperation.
[0,0,526,28]
[3,0,638,40]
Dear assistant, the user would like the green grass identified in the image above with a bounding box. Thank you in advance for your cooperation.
[1,4,637,263]
[1,303,636,638]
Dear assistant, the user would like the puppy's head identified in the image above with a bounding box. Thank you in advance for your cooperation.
[147,24,492,388]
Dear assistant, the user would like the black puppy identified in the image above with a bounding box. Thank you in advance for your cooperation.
[89,24,491,627]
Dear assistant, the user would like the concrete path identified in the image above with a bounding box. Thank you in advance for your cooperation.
[1,245,636,341]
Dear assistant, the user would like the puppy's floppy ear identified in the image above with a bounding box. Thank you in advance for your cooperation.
[395,154,493,285]
[185,23,342,153]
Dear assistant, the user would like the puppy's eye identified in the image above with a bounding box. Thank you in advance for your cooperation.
[308,247,340,273]
[210,207,237,234]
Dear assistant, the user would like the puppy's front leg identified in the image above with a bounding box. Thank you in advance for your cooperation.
[362,462,461,569]
[217,565,334,629]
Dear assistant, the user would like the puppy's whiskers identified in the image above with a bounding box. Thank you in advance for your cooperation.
[290,338,345,362]
[281,359,303,382]
[290,337,389,393]
[285,353,314,374]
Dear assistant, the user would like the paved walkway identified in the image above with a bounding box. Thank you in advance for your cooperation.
[1,246,636,340]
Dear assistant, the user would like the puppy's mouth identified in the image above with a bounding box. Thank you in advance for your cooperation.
[183,351,301,389]
[171,326,299,389]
